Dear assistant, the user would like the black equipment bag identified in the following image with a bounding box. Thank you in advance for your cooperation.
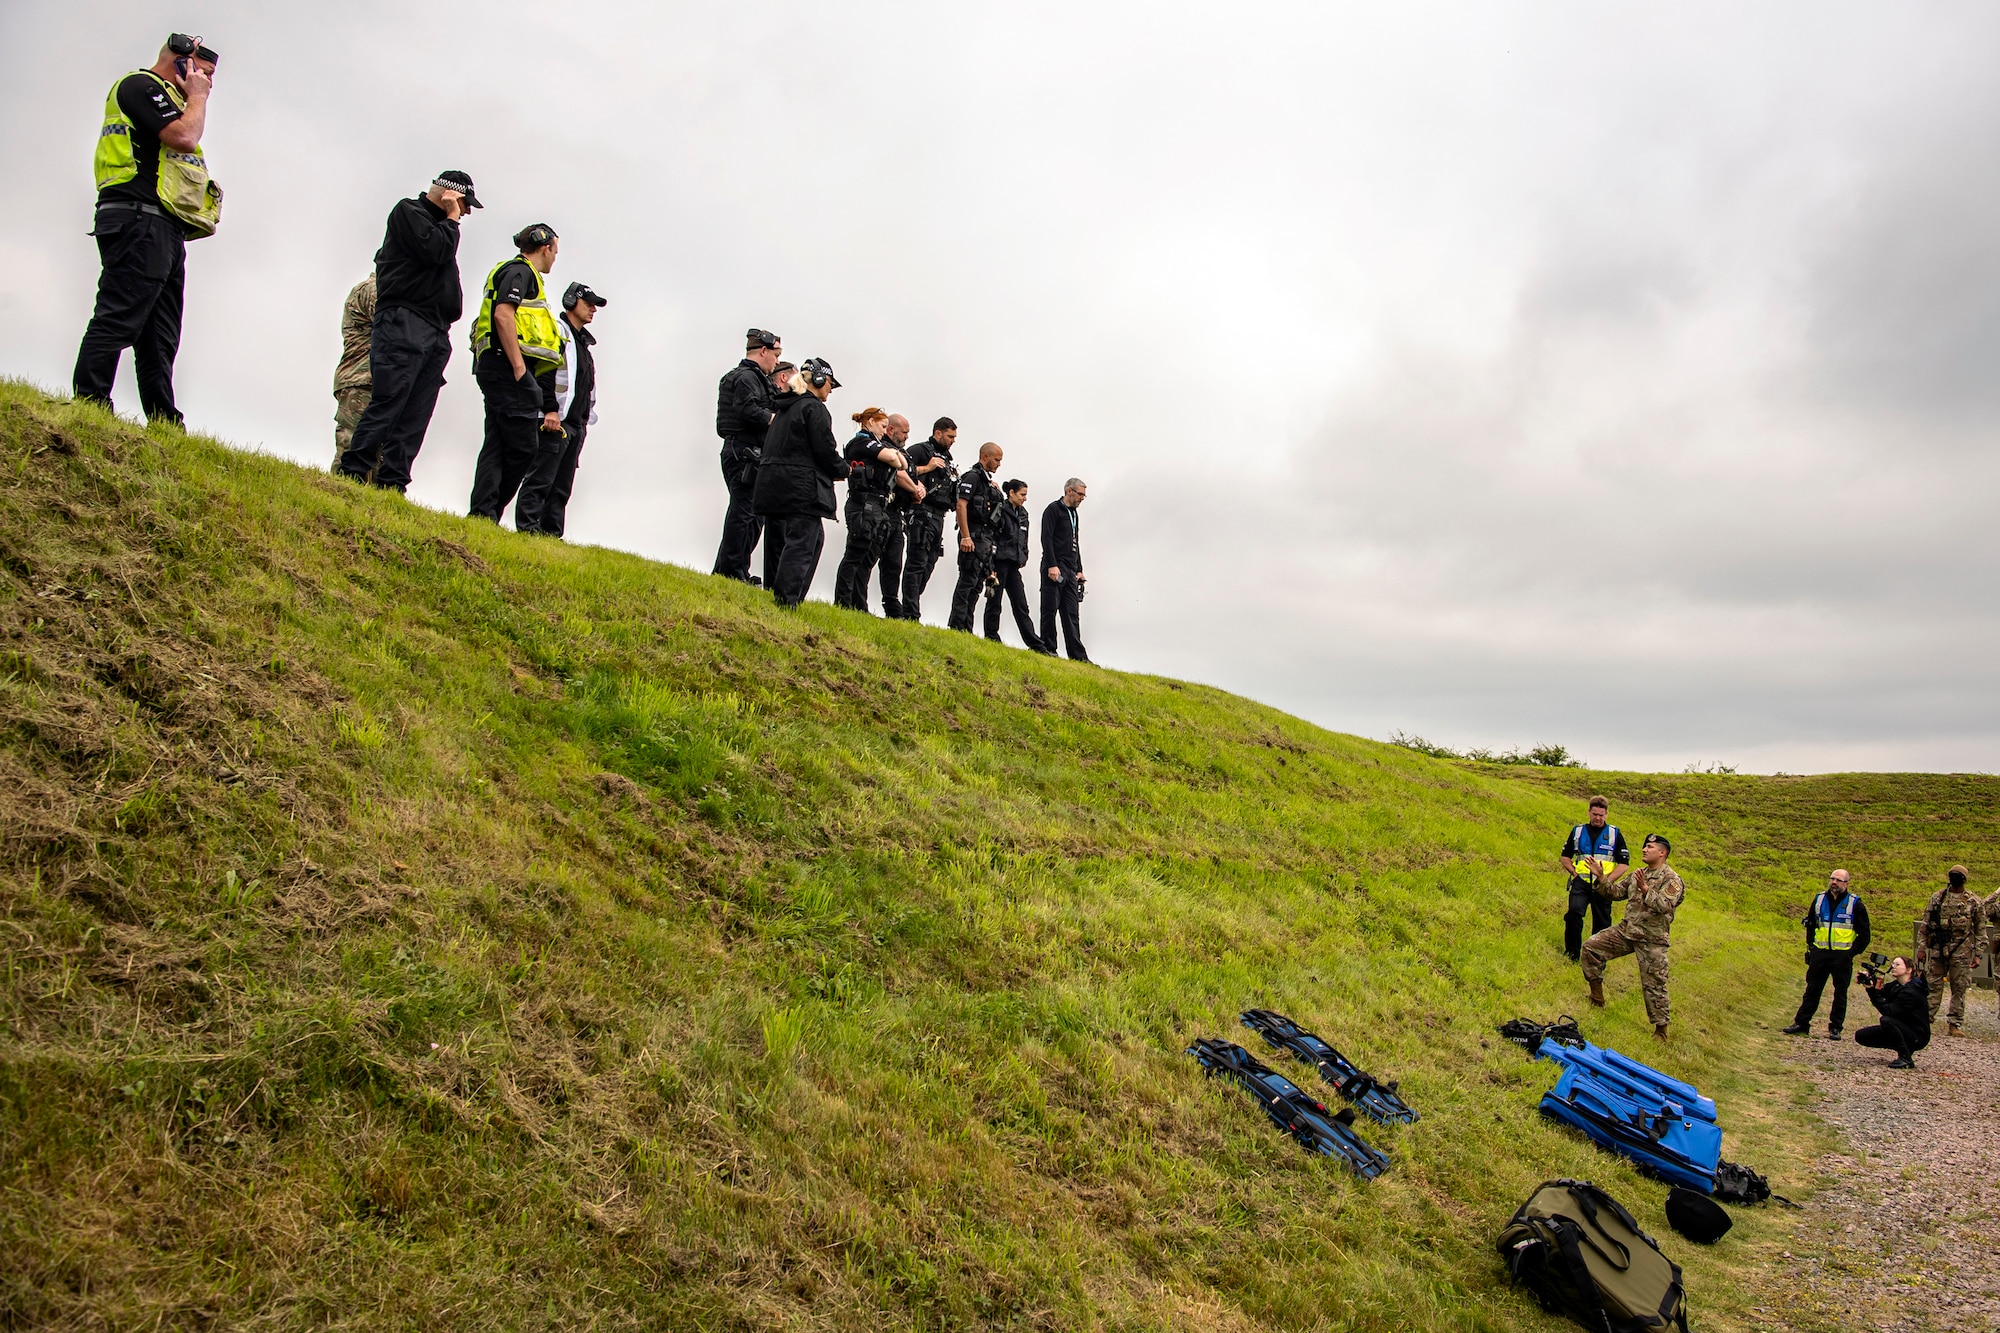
[1497,1179,1689,1333]
[1711,1159,1799,1209]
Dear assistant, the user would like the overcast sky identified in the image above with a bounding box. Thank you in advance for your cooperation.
[7,1,1998,774]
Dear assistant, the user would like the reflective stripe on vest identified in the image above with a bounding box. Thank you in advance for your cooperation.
[469,259,565,370]
[94,70,199,192]
[1811,891,1858,951]
[1570,824,1621,876]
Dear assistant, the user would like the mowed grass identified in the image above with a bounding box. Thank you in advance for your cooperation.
[1,380,1994,1331]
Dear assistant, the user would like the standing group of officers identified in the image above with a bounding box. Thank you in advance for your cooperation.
[328,177,607,540]
[709,329,1093,657]
[71,37,1093,645]
[1557,795,2000,1068]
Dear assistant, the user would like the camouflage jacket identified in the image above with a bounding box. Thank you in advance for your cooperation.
[1985,889,2000,945]
[334,273,377,393]
[1605,865,1685,944]
[1922,887,1984,953]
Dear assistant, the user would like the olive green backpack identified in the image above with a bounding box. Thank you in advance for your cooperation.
[1497,1179,1689,1333]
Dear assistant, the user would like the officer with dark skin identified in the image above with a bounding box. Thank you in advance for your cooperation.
[897,418,959,621]
[983,480,1045,650]
[947,442,1006,632]
[713,329,781,583]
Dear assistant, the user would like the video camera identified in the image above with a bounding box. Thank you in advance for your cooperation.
[1855,952,1889,987]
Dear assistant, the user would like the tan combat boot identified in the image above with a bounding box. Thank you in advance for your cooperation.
[1588,979,1605,1008]
[1653,1024,1669,1041]
[1948,1022,1962,1037]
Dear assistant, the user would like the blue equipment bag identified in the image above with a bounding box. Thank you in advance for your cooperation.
[1538,1065,1721,1193]
[1186,1038,1391,1179]
[1540,1041,1716,1124]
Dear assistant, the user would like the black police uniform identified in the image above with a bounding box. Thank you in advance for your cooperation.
[898,437,957,621]
[74,73,197,424]
[713,359,775,582]
[1038,497,1089,660]
[983,499,1044,650]
[468,258,560,524]
[516,312,596,537]
[947,464,1005,632]
[338,195,464,492]
[751,391,844,607]
[833,432,899,613]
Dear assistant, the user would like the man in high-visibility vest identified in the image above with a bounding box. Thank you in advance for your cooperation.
[74,34,220,425]
[1559,796,1629,961]
[468,224,564,525]
[1783,868,1871,1040]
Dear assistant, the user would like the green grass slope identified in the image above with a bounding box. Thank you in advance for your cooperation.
[3,382,1995,1331]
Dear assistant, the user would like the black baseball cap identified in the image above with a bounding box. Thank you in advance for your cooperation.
[747,328,781,350]
[563,282,607,310]
[433,170,482,209]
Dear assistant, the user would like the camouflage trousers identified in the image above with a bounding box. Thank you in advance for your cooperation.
[333,386,371,470]
[1925,946,1975,1025]
[1581,923,1671,1027]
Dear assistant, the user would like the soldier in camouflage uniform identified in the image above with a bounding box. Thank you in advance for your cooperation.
[1582,833,1684,1039]
[1985,887,2000,1023]
[332,272,376,470]
[1920,866,1986,1034]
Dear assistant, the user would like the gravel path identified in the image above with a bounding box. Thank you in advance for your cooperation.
[1772,990,2000,1332]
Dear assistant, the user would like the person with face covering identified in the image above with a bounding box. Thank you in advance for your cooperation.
[753,358,846,608]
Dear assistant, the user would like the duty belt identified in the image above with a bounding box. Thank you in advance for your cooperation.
[96,200,165,216]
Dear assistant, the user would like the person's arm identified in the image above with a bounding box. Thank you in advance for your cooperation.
[1850,899,1871,956]
[1042,501,1062,580]
[493,305,527,380]
[389,197,462,264]
[874,447,907,470]
[807,402,845,480]
[894,469,923,501]
[956,497,973,551]
[1559,829,1577,878]
[151,69,211,151]
[536,364,561,428]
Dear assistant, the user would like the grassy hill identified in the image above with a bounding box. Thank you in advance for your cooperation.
[3,380,1994,1331]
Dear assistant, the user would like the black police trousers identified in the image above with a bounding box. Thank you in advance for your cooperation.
[835,490,896,613]
[73,205,186,423]
[468,362,548,524]
[899,509,947,621]
[338,307,451,492]
[1563,881,1613,960]
[984,559,1043,650]
[1039,568,1088,660]
[877,509,907,619]
[517,423,585,537]
[713,441,763,581]
[764,514,824,608]
[947,534,995,632]
[1791,950,1855,1034]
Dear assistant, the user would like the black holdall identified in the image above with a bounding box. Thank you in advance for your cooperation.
[1664,1187,1732,1245]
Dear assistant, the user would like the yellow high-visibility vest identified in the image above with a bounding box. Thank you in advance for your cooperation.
[1810,891,1859,951]
[469,259,565,371]
[93,71,222,237]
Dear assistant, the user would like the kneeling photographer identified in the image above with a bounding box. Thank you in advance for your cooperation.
[1853,954,1931,1070]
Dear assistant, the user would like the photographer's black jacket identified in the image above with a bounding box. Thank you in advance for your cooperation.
[716,360,774,446]
[1865,976,1931,1045]
[1801,892,1871,957]
[993,500,1031,566]
[1041,498,1082,574]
